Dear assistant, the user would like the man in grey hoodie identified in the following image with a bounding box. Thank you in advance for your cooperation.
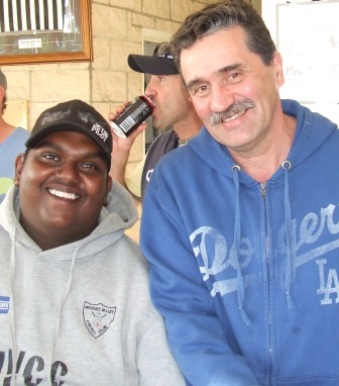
[0,99,184,386]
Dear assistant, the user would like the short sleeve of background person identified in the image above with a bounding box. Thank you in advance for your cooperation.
[0,69,29,203]
[125,157,145,198]
[0,127,29,202]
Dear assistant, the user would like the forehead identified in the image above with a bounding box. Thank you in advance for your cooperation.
[180,27,250,82]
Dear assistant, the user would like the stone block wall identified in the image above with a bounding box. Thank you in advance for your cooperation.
[3,0,215,129]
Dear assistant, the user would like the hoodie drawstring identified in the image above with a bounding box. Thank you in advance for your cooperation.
[8,228,18,385]
[232,165,251,325]
[231,161,296,324]
[8,234,78,384]
[52,247,78,364]
[282,160,296,309]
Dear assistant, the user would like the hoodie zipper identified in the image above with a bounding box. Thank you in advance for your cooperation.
[260,182,273,384]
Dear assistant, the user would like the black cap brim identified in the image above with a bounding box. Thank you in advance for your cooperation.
[128,54,178,75]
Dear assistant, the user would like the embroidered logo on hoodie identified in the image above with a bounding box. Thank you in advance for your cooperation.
[83,301,116,338]
[0,296,10,314]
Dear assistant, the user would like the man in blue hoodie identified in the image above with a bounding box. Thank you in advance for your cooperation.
[140,1,339,385]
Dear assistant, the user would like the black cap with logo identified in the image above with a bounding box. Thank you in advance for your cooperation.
[26,100,113,171]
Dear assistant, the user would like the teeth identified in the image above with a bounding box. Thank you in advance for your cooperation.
[223,111,244,122]
[49,189,79,200]
[211,109,247,126]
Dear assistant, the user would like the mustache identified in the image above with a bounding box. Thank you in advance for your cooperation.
[210,99,255,126]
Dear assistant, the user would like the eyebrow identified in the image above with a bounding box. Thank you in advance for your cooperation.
[186,63,242,92]
[35,140,106,162]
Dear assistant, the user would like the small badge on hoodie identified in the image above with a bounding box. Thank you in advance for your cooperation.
[83,301,116,338]
[0,296,10,314]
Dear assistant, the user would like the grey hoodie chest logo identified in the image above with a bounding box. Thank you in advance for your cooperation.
[83,301,116,338]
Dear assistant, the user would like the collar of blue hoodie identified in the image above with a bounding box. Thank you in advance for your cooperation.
[189,99,337,185]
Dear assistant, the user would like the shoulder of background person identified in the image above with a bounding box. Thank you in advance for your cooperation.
[147,129,177,156]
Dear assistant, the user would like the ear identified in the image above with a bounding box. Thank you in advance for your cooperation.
[0,86,5,103]
[272,51,285,88]
[13,153,25,186]
[103,175,113,206]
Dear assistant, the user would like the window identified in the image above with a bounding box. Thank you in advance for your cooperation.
[0,0,92,64]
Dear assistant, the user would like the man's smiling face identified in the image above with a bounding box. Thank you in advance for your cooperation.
[14,130,112,250]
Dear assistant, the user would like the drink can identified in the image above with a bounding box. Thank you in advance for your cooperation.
[110,95,154,138]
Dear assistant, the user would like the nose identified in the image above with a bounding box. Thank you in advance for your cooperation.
[210,83,234,113]
[56,161,80,183]
[144,77,157,98]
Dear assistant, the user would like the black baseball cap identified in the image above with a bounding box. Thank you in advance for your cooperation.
[128,42,178,76]
[26,100,113,171]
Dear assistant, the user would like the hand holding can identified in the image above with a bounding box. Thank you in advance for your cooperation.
[110,95,154,138]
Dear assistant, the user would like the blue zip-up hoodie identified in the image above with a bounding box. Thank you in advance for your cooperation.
[140,99,339,386]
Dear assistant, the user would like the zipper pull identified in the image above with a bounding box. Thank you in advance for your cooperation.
[260,182,267,198]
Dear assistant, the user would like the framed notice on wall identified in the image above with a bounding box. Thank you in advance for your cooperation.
[277,0,339,103]
[0,0,92,65]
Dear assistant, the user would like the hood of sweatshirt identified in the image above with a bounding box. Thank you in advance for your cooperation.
[0,181,138,377]
[188,99,338,185]
[0,180,138,259]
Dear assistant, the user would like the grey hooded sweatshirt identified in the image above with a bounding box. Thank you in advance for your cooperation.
[0,183,184,386]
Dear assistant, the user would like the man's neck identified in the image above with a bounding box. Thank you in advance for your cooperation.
[229,115,297,183]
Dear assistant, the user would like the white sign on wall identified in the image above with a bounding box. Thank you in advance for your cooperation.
[276,1,339,125]
[277,1,339,103]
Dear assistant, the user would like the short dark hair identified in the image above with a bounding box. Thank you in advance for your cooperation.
[171,0,276,72]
